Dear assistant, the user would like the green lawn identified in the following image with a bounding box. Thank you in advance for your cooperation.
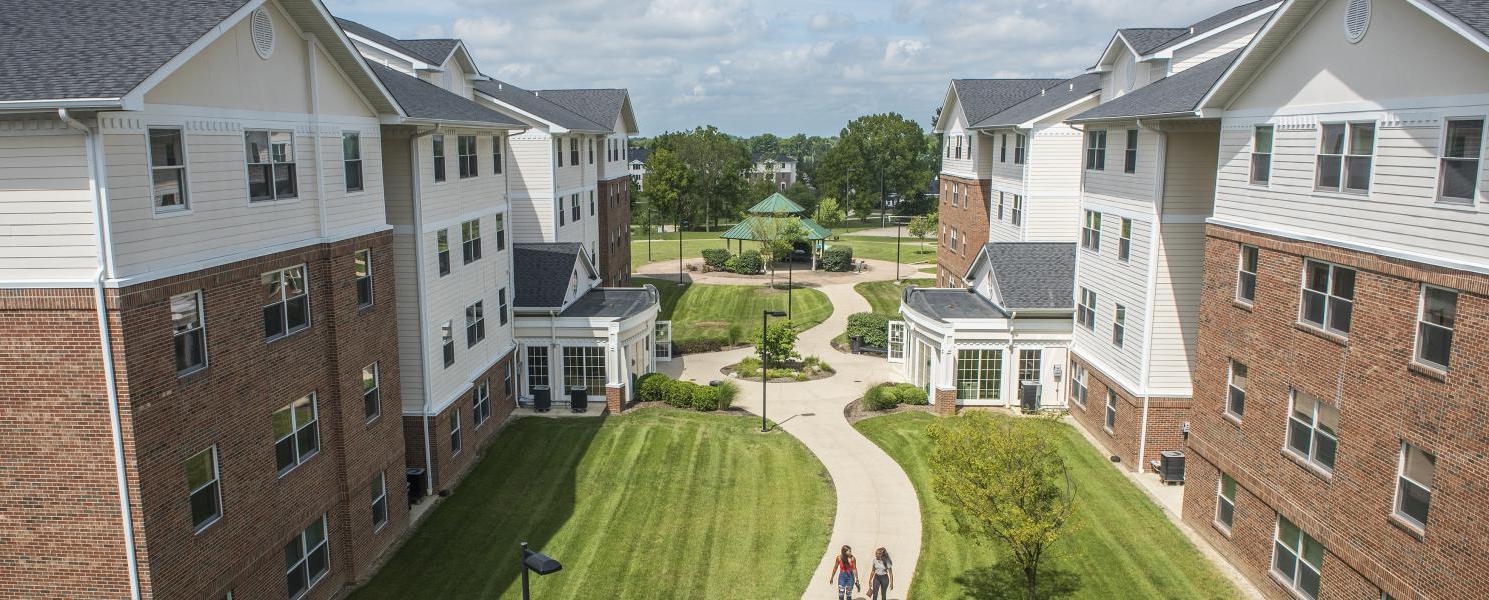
[352,409,834,600]
[855,412,1240,600]
[634,277,833,353]
[628,228,935,271]
[853,278,935,317]
[834,235,936,265]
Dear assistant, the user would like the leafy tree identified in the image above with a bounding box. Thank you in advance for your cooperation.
[818,113,934,226]
[656,127,752,230]
[813,197,846,230]
[747,133,781,159]
[641,147,692,228]
[749,218,807,287]
[784,181,819,214]
[928,414,1079,600]
[908,213,937,242]
[754,320,800,368]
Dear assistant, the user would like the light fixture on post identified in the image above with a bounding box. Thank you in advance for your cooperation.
[760,309,786,433]
[520,541,562,600]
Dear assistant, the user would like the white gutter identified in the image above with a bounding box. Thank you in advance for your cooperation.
[409,125,438,496]
[59,108,142,600]
[1134,118,1167,474]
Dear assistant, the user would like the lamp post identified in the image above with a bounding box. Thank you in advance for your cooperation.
[895,218,903,282]
[760,309,786,433]
[786,254,794,320]
[520,541,562,600]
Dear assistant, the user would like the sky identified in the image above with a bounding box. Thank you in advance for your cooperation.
[324,0,1249,137]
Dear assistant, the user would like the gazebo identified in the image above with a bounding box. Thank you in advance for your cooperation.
[720,192,833,269]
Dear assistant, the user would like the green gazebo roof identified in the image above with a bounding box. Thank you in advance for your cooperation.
[720,215,833,241]
[747,192,806,215]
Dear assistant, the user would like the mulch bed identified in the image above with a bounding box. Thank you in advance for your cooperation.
[842,398,936,424]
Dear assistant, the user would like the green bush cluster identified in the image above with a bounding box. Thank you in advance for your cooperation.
[701,248,731,270]
[862,383,929,411]
[635,372,737,411]
[845,312,890,348]
[723,250,764,274]
[820,245,854,272]
[732,355,833,381]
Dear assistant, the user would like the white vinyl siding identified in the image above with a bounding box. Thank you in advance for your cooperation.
[1170,14,1269,74]
[1023,124,1085,242]
[1146,222,1205,394]
[0,125,98,282]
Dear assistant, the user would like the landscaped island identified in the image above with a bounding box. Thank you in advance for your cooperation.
[636,277,832,353]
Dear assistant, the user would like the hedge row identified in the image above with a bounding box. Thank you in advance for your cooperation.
[820,245,854,272]
[845,312,889,349]
[636,372,738,411]
[723,250,764,274]
[862,383,929,411]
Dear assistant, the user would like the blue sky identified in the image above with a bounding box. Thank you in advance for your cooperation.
[325,0,1246,137]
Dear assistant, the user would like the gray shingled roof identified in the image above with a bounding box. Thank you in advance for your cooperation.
[629,147,651,163]
[982,242,1077,310]
[973,73,1103,128]
[951,79,1066,125]
[560,288,656,319]
[904,288,1009,321]
[1070,50,1240,122]
[1147,1,1280,53]
[1429,0,1489,39]
[336,18,446,64]
[473,79,610,132]
[396,39,460,65]
[513,243,586,307]
[0,0,251,102]
[368,63,522,127]
[1120,28,1190,55]
[535,89,628,132]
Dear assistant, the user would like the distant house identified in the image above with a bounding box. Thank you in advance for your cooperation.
[628,146,650,189]
[748,155,797,189]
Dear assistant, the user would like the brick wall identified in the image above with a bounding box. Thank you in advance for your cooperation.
[935,175,989,286]
[1066,352,1191,471]
[402,350,516,494]
[934,388,957,416]
[1184,224,1489,600]
[596,177,632,287]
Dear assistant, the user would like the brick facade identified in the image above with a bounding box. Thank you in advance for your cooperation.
[401,350,517,495]
[605,384,627,414]
[934,387,957,416]
[596,176,632,287]
[1066,352,1192,471]
[0,232,408,599]
[935,175,989,286]
[1184,224,1489,600]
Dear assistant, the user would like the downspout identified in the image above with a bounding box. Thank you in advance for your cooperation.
[1134,119,1167,474]
[409,125,439,496]
[60,108,142,600]
[307,37,329,239]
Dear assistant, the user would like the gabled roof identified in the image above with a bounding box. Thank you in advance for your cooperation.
[397,39,460,65]
[368,63,523,128]
[473,79,611,133]
[970,242,1077,310]
[903,288,1009,321]
[1120,28,1190,55]
[1429,0,1489,39]
[973,73,1103,129]
[512,243,593,308]
[336,17,443,64]
[535,89,639,135]
[1092,1,1279,68]
[0,0,399,114]
[1070,50,1239,123]
[748,193,806,214]
[937,79,1066,131]
[629,147,651,163]
[1147,0,1280,53]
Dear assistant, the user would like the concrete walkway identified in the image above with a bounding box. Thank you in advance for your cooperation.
[657,265,922,600]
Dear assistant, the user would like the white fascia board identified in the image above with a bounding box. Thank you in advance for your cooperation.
[1407,0,1489,55]
[1016,92,1101,129]
[0,98,125,112]
[1196,0,1312,112]
[932,82,961,133]
[344,32,435,71]
[1143,4,1282,60]
[473,90,565,133]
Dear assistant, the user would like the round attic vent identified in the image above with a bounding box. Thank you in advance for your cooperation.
[250,8,275,59]
[1344,0,1370,44]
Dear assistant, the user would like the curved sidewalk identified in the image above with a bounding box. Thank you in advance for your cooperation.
[659,268,922,599]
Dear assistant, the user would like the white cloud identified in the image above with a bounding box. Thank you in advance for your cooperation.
[808,12,856,31]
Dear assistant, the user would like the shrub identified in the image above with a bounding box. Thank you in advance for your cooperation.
[888,383,929,405]
[692,385,722,411]
[754,321,801,367]
[714,380,738,410]
[725,250,764,274]
[637,373,669,403]
[734,356,762,377]
[821,245,854,272]
[701,248,731,270]
[662,378,695,408]
[675,338,726,355]
[845,312,890,348]
[863,385,896,411]
[862,382,928,411]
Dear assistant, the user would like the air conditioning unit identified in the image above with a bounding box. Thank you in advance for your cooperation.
[1159,451,1186,484]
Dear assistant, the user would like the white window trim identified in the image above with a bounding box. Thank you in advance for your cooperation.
[465,300,485,348]
[474,380,491,427]
[342,131,364,194]
[1412,284,1457,372]
[1112,304,1127,348]
[1103,389,1117,432]
[1270,517,1323,600]
[1250,125,1275,189]
[1215,473,1236,533]
[274,393,320,477]
[1297,259,1354,338]
[285,515,330,600]
[1284,388,1337,474]
[243,129,299,203]
[1433,115,1486,206]
[1392,441,1434,530]
[187,445,222,534]
[1225,360,1246,420]
[362,362,381,423]
[1312,120,1376,196]
[263,264,310,342]
[450,409,463,456]
[370,472,388,533]
[1236,245,1259,305]
[146,126,192,216]
[172,290,208,376]
[354,249,373,309]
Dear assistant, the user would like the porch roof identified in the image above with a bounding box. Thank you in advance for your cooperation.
[558,288,657,319]
[904,288,1008,321]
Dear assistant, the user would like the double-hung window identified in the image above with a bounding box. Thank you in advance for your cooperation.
[1011,195,1023,227]
[494,214,506,251]
[590,190,596,216]
[1085,130,1107,170]
[1440,118,1483,202]
[245,131,297,201]
[1124,128,1138,173]
[504,362,515,398]
[185,446,221,532]
[285,515,329,598]
[362,363,380,421]
[1104,389,1117,430]
[149,128,189,211]
[450,411,462,456]
[441,321,455,367]
[273,394,319,475]
[1396,443,1435,528]
[1069,363,1087,407]
[999,134,1008,162]
[474,380,491,426]
[1251,126,1274,184]
[498,288,509,325]
[1226,360,1247,418]
[432,135,446,182]
[370,472,387,531]
[569,138,579,166]
[262,266,309,340]
[954,135,962,159]
[571,194,581,222]
[343,132,363,192]
[1014,133,1026,164]
[1272,517,1324,599]
[172,291,207,375]
[954,349,1003,402]
[354,249,373,308]
[1081,210,1101,251]
[556,138,563,167]
[1415,286,1457,370]
[492,135,503,175]
[461,219,482,264]
[588,139,595,164]
[1300,260,1355,336]
[466,300,485,347]
[457,135,478,178]
[1112,304,1127,348]
[1236,245,1259,304]
[996,192,1005,220]
[1118,218,1132,262]
[1215,473,1237,530]
[1287,389,1338,471]
[1315,122,1373,193]
[1077,287,1097,330]
[437,229,451,276]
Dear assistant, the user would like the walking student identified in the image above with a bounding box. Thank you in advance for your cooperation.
[828,545,859,600]
[868,547,893,600]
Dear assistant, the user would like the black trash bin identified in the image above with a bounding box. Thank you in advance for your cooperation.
[569,387,588,413]
[532,386,551,412]
[850,335,863,354]
[406,468,427,507]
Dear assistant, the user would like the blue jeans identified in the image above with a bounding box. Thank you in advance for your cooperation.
[837,571,855,599]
